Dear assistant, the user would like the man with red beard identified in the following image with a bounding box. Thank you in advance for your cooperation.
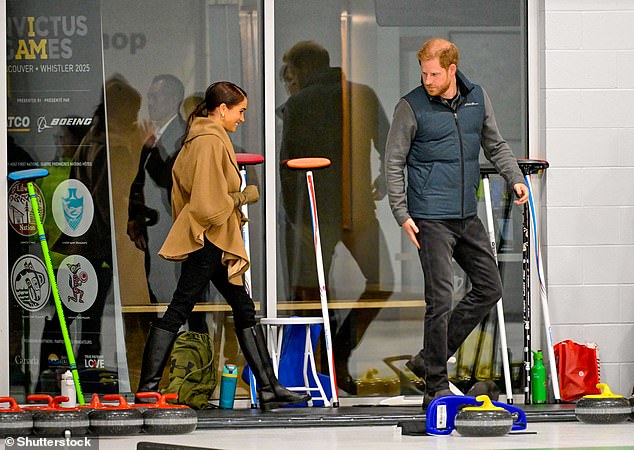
[385,38,529,408]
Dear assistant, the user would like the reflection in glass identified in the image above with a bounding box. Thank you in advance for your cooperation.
[275,0,526,398]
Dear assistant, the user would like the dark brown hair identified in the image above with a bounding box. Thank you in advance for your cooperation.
[187,81,247,128]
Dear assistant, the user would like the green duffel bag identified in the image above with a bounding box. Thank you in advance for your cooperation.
[163,331,217,409]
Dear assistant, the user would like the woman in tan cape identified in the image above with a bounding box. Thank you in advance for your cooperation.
[137,81,310,410]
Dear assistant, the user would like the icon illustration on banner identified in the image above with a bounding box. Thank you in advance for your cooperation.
[57,254,98,313]
[52,179,94,237]
[8,180,46,237]
[11,255,50,312]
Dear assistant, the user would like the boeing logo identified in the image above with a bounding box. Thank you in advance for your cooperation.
[37,116,93,133]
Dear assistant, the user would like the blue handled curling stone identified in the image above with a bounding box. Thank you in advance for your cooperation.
[135,392,197,434]
[89,394,144,436]
[27,394,89,437]
[0,396,33,437]
[575,383,631,424]
[426,394,527,437]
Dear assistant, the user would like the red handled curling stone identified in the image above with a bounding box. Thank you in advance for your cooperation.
[133,391,162,415]
[575,383,631,424]
[23,394,55,412]
[136,392,197,434]
[78,393,103,414]
[29,394,89,437]
[454,395,513,437]
[89,394,143,436]
[0,397,33,437]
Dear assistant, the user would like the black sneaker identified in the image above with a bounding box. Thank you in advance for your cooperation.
[405,351,426,379]
[422,388,453,410]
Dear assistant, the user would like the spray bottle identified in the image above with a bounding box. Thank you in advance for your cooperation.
[60,370,77,408]
[531,350,547,404]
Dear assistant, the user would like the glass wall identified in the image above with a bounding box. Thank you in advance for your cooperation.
[274,0,527,397]
[6,0,264,399]
[99,0,265,395]
[5,0,527,401]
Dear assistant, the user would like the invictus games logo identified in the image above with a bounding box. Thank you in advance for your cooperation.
[6,15,88,61]
[57,254,98,313]
[8,180,46,237]
[52,179,94,237]
[11,255,50,312]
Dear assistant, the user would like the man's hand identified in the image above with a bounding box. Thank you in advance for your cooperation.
[140,120,158,148]
[402,218,420,249]
[127,220,147,251]
[513,183,529,205]
[371,176,387,201]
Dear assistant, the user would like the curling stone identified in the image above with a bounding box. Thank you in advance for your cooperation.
[454,395,513,437]
[426,394,526,436]
[136,392,197,435]
[24,394,55,412]
[0,397,33,437]
[133,391,162,415]
[89,394,143,436]
[28,394,90,437]
[78,393,103,413]
[575,383,631,424]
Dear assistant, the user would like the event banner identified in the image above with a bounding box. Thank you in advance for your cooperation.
[6,0,120,399]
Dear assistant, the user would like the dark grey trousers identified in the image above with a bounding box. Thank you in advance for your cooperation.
[415,216,502,393]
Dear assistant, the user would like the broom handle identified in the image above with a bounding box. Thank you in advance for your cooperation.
[239,167,258,409]
[482,176,514,404]
[26,181,85,405]
[525,175,561,402]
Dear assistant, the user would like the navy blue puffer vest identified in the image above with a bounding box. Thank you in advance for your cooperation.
[403,72,485,219]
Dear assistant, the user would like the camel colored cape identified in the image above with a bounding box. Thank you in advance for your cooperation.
[159,117,248,285]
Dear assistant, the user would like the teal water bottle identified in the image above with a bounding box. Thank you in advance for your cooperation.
[219,363,238,409]
[531,350,547,404]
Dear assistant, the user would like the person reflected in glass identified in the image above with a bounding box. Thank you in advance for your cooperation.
[137,81,310,410]
[279,41,394,394]
[37,77,137,393]
[385,38,529,408]
[127,74,186,304]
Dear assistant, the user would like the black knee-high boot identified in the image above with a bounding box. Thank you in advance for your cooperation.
[137,325,177,393]
[236,325,311,411]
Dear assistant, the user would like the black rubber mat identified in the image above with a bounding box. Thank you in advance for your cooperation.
[196,403,577,429]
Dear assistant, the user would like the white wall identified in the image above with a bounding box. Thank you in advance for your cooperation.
[545,0,634,395]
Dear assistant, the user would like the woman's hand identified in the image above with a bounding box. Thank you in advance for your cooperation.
[229,185,260,207]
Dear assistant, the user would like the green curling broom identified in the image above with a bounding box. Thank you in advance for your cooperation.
[8,168,85,405]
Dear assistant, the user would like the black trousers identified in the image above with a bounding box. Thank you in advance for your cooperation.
[157,238,256,333]
[415,216,502,393]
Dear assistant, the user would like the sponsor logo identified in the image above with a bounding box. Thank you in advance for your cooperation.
[11,255,50,312]
[8,181,46,236]
[464,102,480,107]
[37,116,92,133]
[14,355,39,365]
[57,254,98,313]
[84,356,105,368]
[52,179,94,237]
[7,116,31,132]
